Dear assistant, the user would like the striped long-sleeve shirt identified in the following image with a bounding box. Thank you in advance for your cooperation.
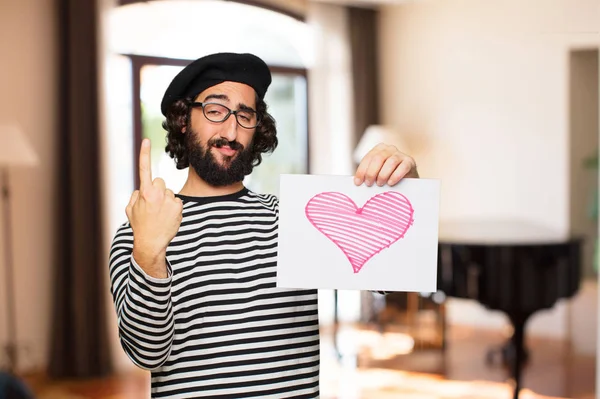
[108,187,320,398]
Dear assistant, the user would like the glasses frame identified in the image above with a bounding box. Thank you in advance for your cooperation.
[191,102,260,129]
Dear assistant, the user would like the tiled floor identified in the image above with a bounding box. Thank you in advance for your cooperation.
[23,323,596,399]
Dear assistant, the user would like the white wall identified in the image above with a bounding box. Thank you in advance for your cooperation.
[0,0,58,372]
[379,0,599,339]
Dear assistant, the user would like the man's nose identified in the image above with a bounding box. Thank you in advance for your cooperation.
[220,113,238,142]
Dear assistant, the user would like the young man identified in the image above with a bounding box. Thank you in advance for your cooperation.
[109,52,418,398]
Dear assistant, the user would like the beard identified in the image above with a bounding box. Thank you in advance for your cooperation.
[185,129,255,187]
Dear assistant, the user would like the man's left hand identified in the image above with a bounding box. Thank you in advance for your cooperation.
[354,143,419,187]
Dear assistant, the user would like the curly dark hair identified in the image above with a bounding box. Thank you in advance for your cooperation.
[163,95,278,170]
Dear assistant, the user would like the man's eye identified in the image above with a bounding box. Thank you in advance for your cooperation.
[238,112,254,121]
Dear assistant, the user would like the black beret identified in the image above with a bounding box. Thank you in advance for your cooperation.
[160,52,272,116]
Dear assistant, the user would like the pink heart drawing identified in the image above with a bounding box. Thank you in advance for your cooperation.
[305,191,414,273]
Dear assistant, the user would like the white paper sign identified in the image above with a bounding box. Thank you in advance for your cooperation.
[277,174,441,292]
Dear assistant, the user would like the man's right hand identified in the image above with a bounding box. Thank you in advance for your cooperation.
[126,138,184,278]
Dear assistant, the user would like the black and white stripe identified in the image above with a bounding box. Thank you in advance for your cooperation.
[109,188,320,398]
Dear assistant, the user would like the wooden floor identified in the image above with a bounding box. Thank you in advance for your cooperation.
[21,323,596,399]
[326,323,596,398]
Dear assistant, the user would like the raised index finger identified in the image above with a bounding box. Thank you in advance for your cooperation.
[139,138,152,189]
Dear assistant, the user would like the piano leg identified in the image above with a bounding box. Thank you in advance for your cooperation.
[509,313,528,399]
[485,312,530,399]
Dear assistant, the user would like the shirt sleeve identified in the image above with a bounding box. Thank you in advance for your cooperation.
[108,223,175,370]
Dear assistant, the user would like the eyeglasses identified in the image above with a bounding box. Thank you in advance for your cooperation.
[191,102,260,129]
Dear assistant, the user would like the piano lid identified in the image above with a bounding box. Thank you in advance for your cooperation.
[438,219,571,246]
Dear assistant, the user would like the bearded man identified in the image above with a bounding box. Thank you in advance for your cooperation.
[109,52,419,398]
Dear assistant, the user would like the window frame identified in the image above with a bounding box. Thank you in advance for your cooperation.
[117,0,305,22]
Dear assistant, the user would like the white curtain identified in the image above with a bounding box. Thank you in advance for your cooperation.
[306,2,360,325]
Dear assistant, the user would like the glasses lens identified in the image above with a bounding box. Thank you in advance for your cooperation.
[235,110,258,129]
[202,103,230,122]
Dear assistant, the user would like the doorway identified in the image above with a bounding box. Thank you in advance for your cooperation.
[569,49,599,280]
[568,48,598,393]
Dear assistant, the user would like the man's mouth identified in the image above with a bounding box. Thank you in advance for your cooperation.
[209,137,243,158]
[214,145,237,157]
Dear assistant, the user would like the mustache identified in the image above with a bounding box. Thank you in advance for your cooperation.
[209,137,244,151]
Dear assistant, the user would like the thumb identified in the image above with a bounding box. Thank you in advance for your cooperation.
[125,190,140,222]
[128,190,140,208]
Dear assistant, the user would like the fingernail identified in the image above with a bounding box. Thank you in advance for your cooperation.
[354,177,361,185]
[143,139,150,147]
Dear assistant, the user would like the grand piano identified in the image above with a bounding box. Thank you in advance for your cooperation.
[437,220,583,399]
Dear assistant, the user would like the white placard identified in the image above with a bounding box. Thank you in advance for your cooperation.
[277,174,441,292]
